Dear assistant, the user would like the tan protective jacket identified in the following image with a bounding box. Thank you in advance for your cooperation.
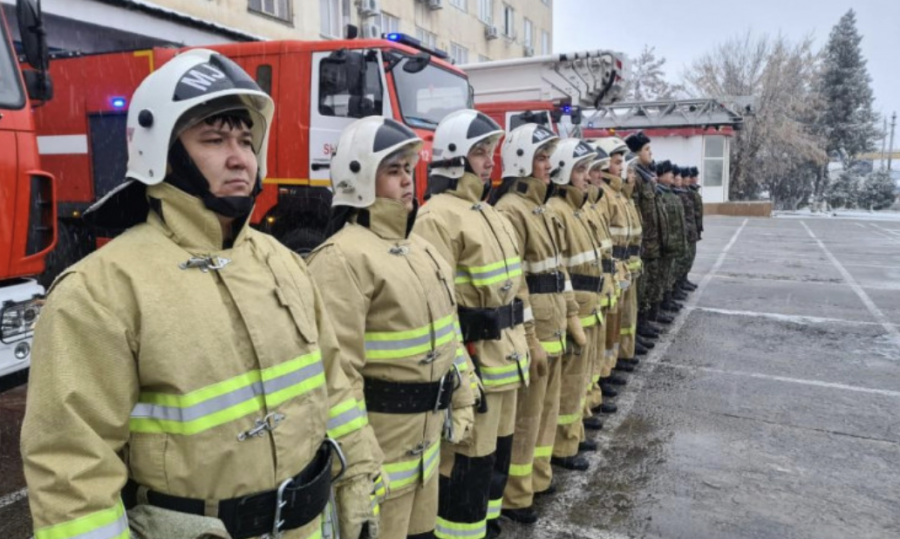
[493,178,575,356]
[22,183,372,539]
[600,173,633,299]
[586,185,617,309]
[623,182,644,275]
[306,199,475,501]
[546,186,605,331]
[415,172,530,393]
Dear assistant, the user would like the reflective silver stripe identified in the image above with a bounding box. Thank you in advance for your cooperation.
[327,404,365,433]
[564,250,598,267]
[521,256,559,273]
[633,227,643,235]
[131,361,324,423]
[609,226,627,235]
[435,520,487,538]
[523,307,534,322]
[480,369,519,384]
[600,239,613,250]
[365,322,455,352]
[73,513,129,539]
[564,279,573,292]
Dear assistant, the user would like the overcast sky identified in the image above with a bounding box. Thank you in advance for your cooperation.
[554,0,900,144]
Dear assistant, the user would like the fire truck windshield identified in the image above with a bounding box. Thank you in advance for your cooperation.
[393,61,469,130]
[0,19,26,109]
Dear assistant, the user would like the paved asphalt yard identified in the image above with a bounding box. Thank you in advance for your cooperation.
[1,215,899,539]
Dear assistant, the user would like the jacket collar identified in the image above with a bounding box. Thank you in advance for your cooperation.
[146,182,250,252]
[587,183,603,204]
[555,184,587,211]
[601,172,623,193]
[350,197,414,240]
[446,172,489,203]
[656,183,672,193]
[511,177,549,206]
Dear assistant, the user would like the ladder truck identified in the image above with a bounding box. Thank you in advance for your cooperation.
[1,0,55,392]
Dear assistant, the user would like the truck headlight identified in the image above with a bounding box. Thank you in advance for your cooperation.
[1,298,43,343]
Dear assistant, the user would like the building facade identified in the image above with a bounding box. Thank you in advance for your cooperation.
[1,0,552,63]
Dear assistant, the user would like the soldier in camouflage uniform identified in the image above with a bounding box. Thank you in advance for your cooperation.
[685,167,704,288]
[673,167,698,298]
[655,161,687,314]
[624,132,670,330]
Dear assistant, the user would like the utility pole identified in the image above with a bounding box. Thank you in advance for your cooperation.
[881,117,888,170]
[889,112,897,172]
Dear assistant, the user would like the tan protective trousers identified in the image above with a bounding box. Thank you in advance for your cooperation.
[584,313,608,416]
[604,296,622,376]
[554,327,595,458]
[380,474,438,538]
[619,277,639,359]
[503,354,562,509]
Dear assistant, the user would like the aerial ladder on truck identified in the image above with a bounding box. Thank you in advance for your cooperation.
[581,97,755,134]
[461,49,631,138]
[0,0,55,392]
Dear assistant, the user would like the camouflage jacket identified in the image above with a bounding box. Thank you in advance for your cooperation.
[656,184,687,258]
[675,188,699,243]
[632,163,661,259]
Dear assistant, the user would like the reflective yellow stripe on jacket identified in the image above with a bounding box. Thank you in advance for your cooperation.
[34,499,129,539]
[383,440,441,491]
[130,350,325,435]
[455,257,523,287]
[365,314,456,361]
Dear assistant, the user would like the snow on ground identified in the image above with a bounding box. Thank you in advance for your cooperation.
[774,208,900,221]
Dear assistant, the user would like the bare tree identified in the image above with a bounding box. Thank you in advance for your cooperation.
[683,32,828,208]
[626,45,685,102]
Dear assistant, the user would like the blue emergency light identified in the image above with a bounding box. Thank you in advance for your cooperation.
[111,97,127,109]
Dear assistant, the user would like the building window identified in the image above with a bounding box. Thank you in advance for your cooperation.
[379,12,400,34]
[320,0,351,38]
[256,65,273,95]
[703,135,726,187]
[478,54,491,63]
[450,0,467,11]
[415,27,437,50]
[450,42,469,65]
[523,18,533,47]
[541,30,550,55]
[249,0,292,21]
[502,4,515,38]
[479,0,493,24]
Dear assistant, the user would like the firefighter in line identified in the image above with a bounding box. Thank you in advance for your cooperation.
[306,116,477,539]
[413,110,530,539]
[22,50,376,539]
[655,161,688,315]
[584,147,624,419]
[595,137,636,377]
[545,139,608,472]
[625,132,672,331]
[618,155,647,363]
[491,123,584,525]
[673,166,699,298]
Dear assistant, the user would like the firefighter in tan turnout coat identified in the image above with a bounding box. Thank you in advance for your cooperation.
[307,116,476,539]
[21,50,375,539]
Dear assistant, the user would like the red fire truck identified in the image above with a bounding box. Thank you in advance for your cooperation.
[32,32,470,276]
[0,0,54,391]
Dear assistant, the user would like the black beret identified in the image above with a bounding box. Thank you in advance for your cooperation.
[625,131,651,153]
[692,166,699,177]
[656,160,673,175]
[672,165,682,177]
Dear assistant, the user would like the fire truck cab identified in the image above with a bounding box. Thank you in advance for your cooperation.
[34,32,470,273]
[1,0,54,390]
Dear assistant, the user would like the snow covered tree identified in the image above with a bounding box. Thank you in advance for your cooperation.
[626,45,684,102]
[858,170,896,210]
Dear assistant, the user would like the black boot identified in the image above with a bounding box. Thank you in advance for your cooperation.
[673,289,688,301]
[597,401,618,414]
[583,416,604,430]
[609,373,628,386]
[599,378,618,397]
[487,520,502,539]
[650,304,673,325]
[551,455,590,471]
[635,341,649,355]
[613,360,635,373]
[637,335,655,349]
[578,439,598,452]
[683,278,699,290]
[501,507,539,524]
[661,293,682,313]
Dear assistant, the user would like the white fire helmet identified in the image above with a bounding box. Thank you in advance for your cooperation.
[330,117,423,208]
[126,48,275,185]
[501,123,559,179]
[431,109,504,179]
[595,136,628,170]
[550,138,598,185]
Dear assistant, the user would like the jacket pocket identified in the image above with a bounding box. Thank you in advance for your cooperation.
[128,433,167,492]
[128,505,231,539]
[267,253,320,345]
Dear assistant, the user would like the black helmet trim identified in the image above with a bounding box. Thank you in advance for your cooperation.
[373,119,419,153]
[173,54,260,102]
[532,125,556,144]
[466,113,503,140]
[573,141,594,159]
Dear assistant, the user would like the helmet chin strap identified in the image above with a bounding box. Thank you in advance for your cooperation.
[165,140,260,219]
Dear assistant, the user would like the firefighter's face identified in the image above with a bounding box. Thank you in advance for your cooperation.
[608,153,624,177]
[376,151,416,212]
[588,166,603,185]
[571,163,589,192]
[468,141,495,181]
[532,149,552,184]
[180,120,257,197]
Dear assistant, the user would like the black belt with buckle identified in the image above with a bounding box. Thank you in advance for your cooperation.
[364,373,456,414]
[123,439,336,539]
[570,274,604,293]
[526,271,565,294]
[627,245,641,257]
[458,298,525,343]
[602,259,615,273]
[613,246,628,259]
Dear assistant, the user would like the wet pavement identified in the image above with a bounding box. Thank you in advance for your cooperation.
[1,215,899,538]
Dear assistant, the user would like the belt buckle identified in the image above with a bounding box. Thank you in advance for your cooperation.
[433,372,448,413]
[555,271,564,292]
[270,476,295,539]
